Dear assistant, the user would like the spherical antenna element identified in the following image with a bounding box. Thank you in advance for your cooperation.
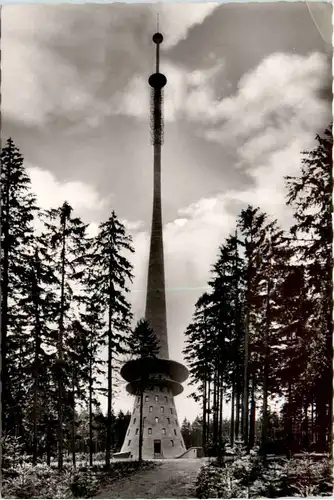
[149,72,167,89]
[153,32,163,44]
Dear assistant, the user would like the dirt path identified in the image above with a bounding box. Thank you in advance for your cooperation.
[95,458,208,498]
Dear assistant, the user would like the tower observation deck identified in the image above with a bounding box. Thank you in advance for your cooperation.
[118,32,189,459]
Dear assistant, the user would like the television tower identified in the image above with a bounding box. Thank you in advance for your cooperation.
[118,30,189,459]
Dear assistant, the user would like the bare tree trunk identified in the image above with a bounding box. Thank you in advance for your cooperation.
[261,273,271,455]
[243,233,253,447]
[218,373,223,449]
[32,261,41,465]
[212,369,218,454]
[58,215,67,471]
[106,276,114,468]
[72,367,76,467]
[235,382,241,440]
[303,403,309,449]
[207,377,211,450]
[230,377,235,447]
[248,377,256,449]
[311,400,314,445]
[138,382,144,461]
[242,322,250,445]
[202,376,207,450]
[1,170,10,436]
[89,354,93,467]
[106,324,112,468]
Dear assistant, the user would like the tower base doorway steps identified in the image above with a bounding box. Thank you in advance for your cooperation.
[154,440,162,458]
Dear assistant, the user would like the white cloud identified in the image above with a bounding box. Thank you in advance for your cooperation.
[28,166,109,213]
[203,52,330,144]
[158,3,219,49]
[87,222,100,238]
[113,60,223,123]
[2,3,218,127]
[115,51,329,139]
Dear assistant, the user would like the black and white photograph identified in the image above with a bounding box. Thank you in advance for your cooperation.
[0,0,332,498]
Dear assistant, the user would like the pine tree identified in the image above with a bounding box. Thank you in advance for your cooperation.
[0,138,38,436]
[91,212,134,468]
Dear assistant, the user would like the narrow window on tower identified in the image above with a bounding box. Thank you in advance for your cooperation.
[127,429,130,436]
[170,440,174,447]
[149,406,153,412]
[167,418,170,424]
[128,440,131,446]
[170,408,173,414]
[174,429,177,436]
[143,417,147,424]
[148,428,152,435]
[162,428,166,435]
[165,396,168,403]
[145,395,149,402]
[136,429,139,435]
[160,406,164,413]
[133,418,136,424]
[155,395,159,402]
[155,417,159,423]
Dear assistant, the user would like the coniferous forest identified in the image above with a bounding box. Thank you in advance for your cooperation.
[1,126,333,498]
[184,126,333,457]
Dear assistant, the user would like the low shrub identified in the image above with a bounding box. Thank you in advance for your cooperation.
[196,451,333,498]
[2,456,157,498]
[2,463,73,499]
[70,468,100,498]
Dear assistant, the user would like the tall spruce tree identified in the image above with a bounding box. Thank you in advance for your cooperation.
[237,205,286,448]
[183,293,215,451]
[17,244,59,463]
[0,138,38,437]
[39,201,89,469]
[209,233,245,448]
[91,212,134,468]
[79,263,106,466]
[285,126,333,451]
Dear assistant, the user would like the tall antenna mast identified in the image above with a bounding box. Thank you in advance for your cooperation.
[118,27,189,462]
[146,29,168,357]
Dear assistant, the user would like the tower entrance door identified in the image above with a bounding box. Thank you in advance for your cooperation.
[154,440,162,457]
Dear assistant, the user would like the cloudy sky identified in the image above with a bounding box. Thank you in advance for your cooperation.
[2,1,332,423]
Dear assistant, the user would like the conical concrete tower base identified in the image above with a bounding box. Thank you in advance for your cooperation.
[120,359,188,458]
[119,386,186,459]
